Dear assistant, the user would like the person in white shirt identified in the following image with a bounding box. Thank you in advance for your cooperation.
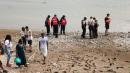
[4,34,12,67]
[88,16,95,39]
[27,30,33,52]
[39,33,48,64]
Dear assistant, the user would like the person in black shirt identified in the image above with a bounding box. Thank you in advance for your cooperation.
[60,15,67,35]
[45,15,51,35]
[104,13,111,35]
[81,17,87,38]
[93,17,99,38]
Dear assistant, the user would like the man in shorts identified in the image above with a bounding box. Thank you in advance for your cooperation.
[104,13,111,35]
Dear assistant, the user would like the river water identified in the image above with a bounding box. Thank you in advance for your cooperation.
[0,0,130,32]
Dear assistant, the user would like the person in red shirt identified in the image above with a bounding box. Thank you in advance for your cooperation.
[60,15,67,35]
[45,15,51,35]
[51,15,59,38]
[104,13,111,36]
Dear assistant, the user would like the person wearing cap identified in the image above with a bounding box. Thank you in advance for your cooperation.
[81,17,87,38]
[104,13,111,36]
[45,15,51,35]
[60,15,67,35]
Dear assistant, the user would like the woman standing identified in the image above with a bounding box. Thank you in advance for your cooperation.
[16,39,27,67]
[4,34,13,67]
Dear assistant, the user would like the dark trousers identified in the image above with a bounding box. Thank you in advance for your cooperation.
[53,25,58,38]
[21,36,26,50]
[21,36,26,45]
[46,25,50,35]
[81,27,86,38]
[93,28,98,38]
[60,25,66,34]
[89,25,94,39]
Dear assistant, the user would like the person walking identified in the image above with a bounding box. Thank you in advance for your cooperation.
[81,17,87,38]
[4,34,13,67]
[15,39,27,67]
[39,33,48,64]
[104,13,111,36]
[88,16,94,39]
[60,15,67,35]
[45,15,51,35]
[51,15,59,38]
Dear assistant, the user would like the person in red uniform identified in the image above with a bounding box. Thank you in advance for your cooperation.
[104,13,111,36]
[45,15,51,35]
[60,15,67,35]
[51,15,59,38]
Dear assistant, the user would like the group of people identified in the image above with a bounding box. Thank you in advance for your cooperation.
[0,26,33,72]
[20,26,33,52]
[0,14,111,72]
[45,14,67,38]
[0,34,28,72]
[0,25,49,72]
[81,13,111,39]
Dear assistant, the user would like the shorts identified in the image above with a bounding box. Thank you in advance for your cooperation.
[28,40,32,45]
[105,24,109,29]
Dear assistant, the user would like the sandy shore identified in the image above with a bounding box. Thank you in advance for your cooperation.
[0,29,130,73]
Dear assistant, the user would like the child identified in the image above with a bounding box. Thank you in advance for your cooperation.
[16,39,27,67]
[0,41,7,72]
[4,34,12,67]
[27,30,33,52]
[39,33,48,64]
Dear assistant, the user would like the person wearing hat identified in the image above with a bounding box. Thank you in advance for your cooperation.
[81,17,87,38]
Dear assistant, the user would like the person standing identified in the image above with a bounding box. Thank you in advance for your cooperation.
[16,39,27,67]
[93,17,99,38]
[104,13,111,36]
[20,27,26,49]
[27,30,33,52]
[45,15,51,35]
[25,26,29,46]
[39,33,48,64]
[4,34,13,67]
[88,16,94,39]
[60,15,67,35]
[0,41,7,72]
[81,17,87,38]
[51,15,59,38]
